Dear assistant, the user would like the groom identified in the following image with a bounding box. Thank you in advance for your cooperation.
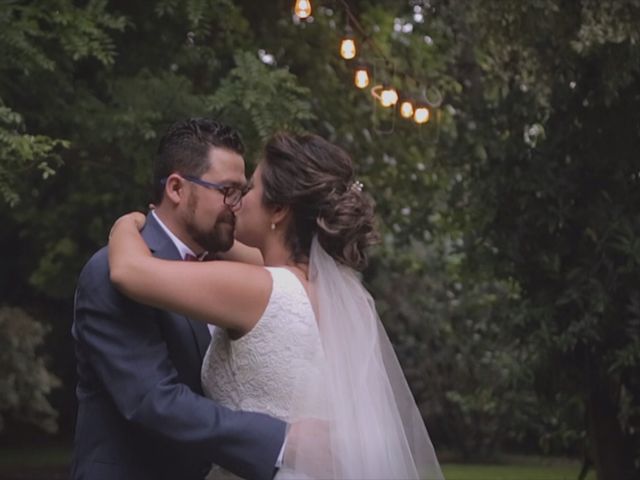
[71,118,286,480]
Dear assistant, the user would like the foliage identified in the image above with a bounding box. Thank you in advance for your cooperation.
[0,0,126,206]
[0,104,67,206]
[207,51,316,153]
[369,234,538,460]
[440,0,640,476]
[1,2,639,477]
[0,307,60,434]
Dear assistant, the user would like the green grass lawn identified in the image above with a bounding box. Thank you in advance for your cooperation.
[0,445,596,480]
[442,461,595,480]
[0,445,70,468]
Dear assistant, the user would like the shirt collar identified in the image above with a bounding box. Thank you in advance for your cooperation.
[151,210,207,260]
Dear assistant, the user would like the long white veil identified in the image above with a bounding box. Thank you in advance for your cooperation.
[280,237,444,479]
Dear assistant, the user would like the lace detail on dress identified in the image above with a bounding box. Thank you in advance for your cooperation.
[201,267,322,423]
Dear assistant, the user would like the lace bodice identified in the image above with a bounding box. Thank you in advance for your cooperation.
[201,267,322,423]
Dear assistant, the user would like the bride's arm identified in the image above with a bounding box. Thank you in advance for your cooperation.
[108,212,271,335]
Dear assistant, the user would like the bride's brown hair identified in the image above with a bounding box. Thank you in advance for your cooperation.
[260,132,379,270]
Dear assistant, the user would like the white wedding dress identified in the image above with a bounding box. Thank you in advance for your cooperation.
[202,267,322,423]
[202,267,322,479]
[202,239,444,480]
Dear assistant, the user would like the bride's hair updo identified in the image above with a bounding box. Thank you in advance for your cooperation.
[260,132,379,270]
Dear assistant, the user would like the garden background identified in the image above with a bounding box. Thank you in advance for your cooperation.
[1,1,639,479]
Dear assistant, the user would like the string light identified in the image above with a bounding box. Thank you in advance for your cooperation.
[413,105,430,124]
[400,98,415,118]
[371,84,399,107]
[354,64,370,88]
[290,0,442,128]
[380,85,399,107]
[294,0,312,19]
[340,26,357,60]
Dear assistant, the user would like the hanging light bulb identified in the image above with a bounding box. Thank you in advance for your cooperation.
[340,26,357,60]
[340,37,356,60]
[294,0,312,19]
[354,64,370,88]
[400,98,415,118]
[414,105,430,124]
[380,85,399,107]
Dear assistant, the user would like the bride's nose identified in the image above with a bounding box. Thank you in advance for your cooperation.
[229,198,243,213]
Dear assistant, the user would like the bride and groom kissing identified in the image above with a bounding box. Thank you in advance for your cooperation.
[71,117,444,480]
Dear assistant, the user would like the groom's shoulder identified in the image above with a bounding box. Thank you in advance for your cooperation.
[77,232,156,291]
[77,246,110,289]
[79,226,158,283]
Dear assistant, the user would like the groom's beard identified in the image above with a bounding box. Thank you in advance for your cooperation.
[185,196,236,254]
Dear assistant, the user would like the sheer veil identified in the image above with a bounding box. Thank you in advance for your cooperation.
[280,237,444,479]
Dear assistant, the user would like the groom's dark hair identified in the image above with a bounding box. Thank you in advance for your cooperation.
[152,118,245,203]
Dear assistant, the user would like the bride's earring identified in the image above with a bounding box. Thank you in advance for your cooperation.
[270,223,276,231]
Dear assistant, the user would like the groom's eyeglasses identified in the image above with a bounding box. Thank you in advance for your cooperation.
[160,175,246,207]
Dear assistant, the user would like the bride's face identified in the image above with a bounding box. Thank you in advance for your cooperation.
[236,162,272,248]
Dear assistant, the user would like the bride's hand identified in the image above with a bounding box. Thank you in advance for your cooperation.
[109,212,146,239]
[214,240,264,265]
[283,418,333,477]
[108,211,154,296]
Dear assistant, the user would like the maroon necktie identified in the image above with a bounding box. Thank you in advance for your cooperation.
[184,253,199,262]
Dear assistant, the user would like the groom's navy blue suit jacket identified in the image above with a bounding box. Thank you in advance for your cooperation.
[71,213,286,480]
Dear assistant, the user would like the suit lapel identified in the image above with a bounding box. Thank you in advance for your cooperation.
[142,213,211,359]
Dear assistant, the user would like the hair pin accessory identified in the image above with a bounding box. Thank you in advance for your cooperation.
[350,180,364,192]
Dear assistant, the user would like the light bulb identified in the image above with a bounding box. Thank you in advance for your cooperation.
[340,38,356,60]
[294,0,312,19]
[380,86,399,107]
[414,106,430,124]
[400,100,414,118]
[354,68,369,88]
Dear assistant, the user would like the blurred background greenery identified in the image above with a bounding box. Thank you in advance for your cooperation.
[1,1,639,479]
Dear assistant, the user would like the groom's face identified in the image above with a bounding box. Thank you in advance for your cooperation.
[182,146,246,254]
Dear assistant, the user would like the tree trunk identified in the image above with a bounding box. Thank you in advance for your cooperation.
[587,384,637,480]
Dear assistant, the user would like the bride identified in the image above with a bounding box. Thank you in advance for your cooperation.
[108,132,444,479]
